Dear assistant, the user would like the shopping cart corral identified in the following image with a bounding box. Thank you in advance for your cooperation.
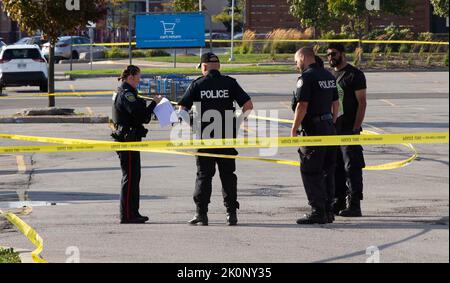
[138,74,193,102]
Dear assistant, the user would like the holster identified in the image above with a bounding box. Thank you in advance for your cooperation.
[111,125,148,142]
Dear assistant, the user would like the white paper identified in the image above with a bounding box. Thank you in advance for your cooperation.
[153,98,175,128]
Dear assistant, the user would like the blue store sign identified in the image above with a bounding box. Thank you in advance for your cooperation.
[136,13,206,48]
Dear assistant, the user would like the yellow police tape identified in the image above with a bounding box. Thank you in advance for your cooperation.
[0,91,114,98]
[245,114,421,170]
[0,131,422,170]
[0,132,447,153]
[0,209,47,263]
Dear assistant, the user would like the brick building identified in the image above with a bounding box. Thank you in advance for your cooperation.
[245,0,449,34]
[244,0,299,33]
[0,0,20,43]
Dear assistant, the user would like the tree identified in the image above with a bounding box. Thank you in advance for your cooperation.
[287,0,331,37]
[288,0,412,38]
[327,0,411,39]
[430,0,449,17]
[107,0,129,43]
[213,0,246,33]
[171,0,203,12]
[2,0,107,107]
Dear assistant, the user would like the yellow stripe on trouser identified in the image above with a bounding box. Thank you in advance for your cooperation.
[0,209,47,263]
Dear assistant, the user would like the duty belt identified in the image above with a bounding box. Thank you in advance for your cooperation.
[311,113,333,123]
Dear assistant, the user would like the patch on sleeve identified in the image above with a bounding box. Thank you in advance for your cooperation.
[296,79,303,89]
[125,93,136,103]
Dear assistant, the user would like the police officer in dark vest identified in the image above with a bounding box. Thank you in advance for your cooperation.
[178,52,253,226]
[112,65,162,224]
[291,47,340,225]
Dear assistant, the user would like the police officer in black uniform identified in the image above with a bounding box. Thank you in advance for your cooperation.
[291,47,340,225]
[178,52,253,226]
[327,43,367,217]
[112,65,162,224]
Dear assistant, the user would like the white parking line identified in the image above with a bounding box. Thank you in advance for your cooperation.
[15,155,26,173]
[86,107,94,116]
[380,99,396,107]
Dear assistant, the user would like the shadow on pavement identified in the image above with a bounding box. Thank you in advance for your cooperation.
[367,122,449,129]
[31,165,174,175]
[0,191,166,202]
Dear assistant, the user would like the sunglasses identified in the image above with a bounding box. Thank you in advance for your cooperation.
[327,51,338,58]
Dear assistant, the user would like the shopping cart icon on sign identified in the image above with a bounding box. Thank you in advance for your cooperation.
[161,21,176,35]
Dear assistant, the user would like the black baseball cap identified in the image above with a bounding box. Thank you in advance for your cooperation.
[197,52,220,68]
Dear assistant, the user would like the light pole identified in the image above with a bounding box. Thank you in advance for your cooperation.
[146,0,150,13]
[199,0,203,58]
[229,0,235,62]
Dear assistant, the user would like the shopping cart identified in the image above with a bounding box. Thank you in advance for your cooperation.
[138,75,193,102]
[161,21,176,35]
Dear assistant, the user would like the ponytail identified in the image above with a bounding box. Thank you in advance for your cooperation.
[118,65,141,82]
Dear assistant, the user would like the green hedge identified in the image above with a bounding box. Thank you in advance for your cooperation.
[105,48,170,59]
[0,248,21,263]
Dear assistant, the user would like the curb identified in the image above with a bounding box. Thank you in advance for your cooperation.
[66,68,449,79]
[67,71,298,79]
[0,115,109,124]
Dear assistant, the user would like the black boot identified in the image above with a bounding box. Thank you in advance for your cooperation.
[339,197,362,217]
[120,217,147,224]
[296,207,327,225]
[135,212,149,222]
[188,213,209,226]
[325,205,335,224]
[227,212,238,226]
[332,198,346,215]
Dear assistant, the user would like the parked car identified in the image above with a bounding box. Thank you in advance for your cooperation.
[14,36,48,49]
[233,33,243,40]
[0,40,6,49]
[0,45,48,95]
[205,32,231,40]
[42,36,107,63]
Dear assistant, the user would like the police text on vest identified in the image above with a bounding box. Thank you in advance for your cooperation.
[201,90,230,99]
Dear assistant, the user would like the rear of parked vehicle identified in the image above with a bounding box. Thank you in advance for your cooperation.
[0,45,48,95]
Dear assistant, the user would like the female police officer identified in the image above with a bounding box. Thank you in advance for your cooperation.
[112,65,162,224]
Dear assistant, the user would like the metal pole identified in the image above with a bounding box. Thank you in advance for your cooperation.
[199,0,203,57]
[209,15,213,53]
[229,0,235,62]
[90,35,93,71]
[69,36,73,71]
[129,13,133,65]
[174,49,177,68]
[146,0,150,13]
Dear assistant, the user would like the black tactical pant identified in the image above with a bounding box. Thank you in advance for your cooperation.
[194,149,239,214]
[118,151,141,220]
[299,120,337,211]
[335,121,366,201]
[335,141,366,201]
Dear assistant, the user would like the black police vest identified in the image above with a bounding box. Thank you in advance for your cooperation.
[112,84,143,128]
[196,71,237,139]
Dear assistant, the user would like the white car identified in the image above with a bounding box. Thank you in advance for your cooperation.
[0,45,48,95]
[42,36,107,63]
